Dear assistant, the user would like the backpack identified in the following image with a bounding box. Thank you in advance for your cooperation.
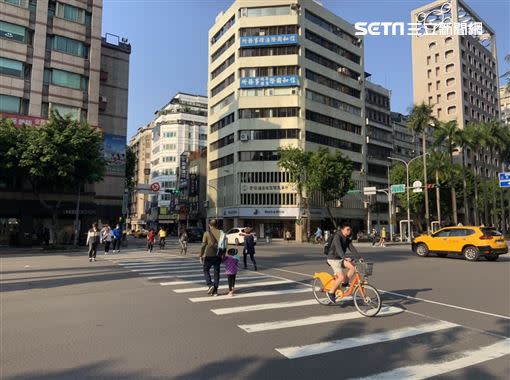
[209,230,227,257]
[323,233,334,255]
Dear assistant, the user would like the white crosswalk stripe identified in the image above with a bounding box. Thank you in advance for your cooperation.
[119,261,195,267]
[159,275,270,285]
[238,306,404,333]
[351,339,510,380]
[189,288,311,303]
[133,267,203,273]
[275,321,459,359]
[211,299,323,315]
[172,279,292,293]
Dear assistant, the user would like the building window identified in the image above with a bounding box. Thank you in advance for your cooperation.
[240,6,291,18]
[305,69,360,99]
[210,154,234,170]
[239,129,300,140]
[240,25,298,37]
[56,2,88,24]
[446,78,455,86]
[305,49,360,79]
[210,35,235,63]
[445,49,454,59]
[239,151,281,161]
[211,54,235,79]
[445,37,452,44]
[50,103,82,121]
[0,94,25,114]
[210,112,234,133]
[306,110,362,134]
[445,63,454,73]
[306,89,361,116]
[210,73,235,98]
[210,15,235,45]
[427,69,431,79]
[306,131,362,153]
[427,56,431,65]
[240,45,298,58]
[240,87,298,97]
[240,66,298,77]
[435,53,439,63]
[239,107,299,119]
[48,35,89,58]
[428,42,436,49]
[304,10,359,46]
[44,68,88,90]
[305,29,361,64]
[447,106,456,115]
[436,80,440,90]
[0,21,31,43]
[436,94,441,103]
[210,133,234,151]
[163,144,177,150]
[210,92,234,114]
[163,131,176,138]
[162,156,177,163]
[447,91,456,101]
[0,57,28,78]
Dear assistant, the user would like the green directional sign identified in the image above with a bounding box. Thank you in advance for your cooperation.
[390,184,406,194]
[347,189,362,194]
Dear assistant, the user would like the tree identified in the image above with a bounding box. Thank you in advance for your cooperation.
[408,103,437,233]
[15,110,106,242]
[278,147,312,239]
[125,146,136,192]
[428,151,450,225]
[433,120,460,224]
[0,118,25,185]
[307,148,353,228]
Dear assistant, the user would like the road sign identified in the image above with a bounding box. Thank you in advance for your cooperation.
[150,182,160,192]
[390,184,405,194]
[347,189,361,194]
[363,186,377,195]
[499,172,510,181]
[412,180,423,193]
[500,180,510,188]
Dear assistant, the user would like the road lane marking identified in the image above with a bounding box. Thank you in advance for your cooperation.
[211,299,322,315]
[351,339,510,380]
[119,261,194,267]
[146,273,212,279]
[189,288,310,303]
[172,279,292,293]
[127,263,199,270]
[159,275,270,285]
[131,267,202,273]
[266,267,510,320]
[275,321,459,359]
[239,306,404,333]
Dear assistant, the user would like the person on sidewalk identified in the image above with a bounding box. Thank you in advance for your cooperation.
[86,223,100,262]
[112,224,122,253]
[265,227,272,244]
[102,225,113,255]
[223,248,240,296]
[285,230,292,242]
[369,228,377,246]
[378,227,387,247]
[199,219,226,296]
[147,229,155,253]
[158,227,167,249]
[179,228,188,255]
[242,227,257,271]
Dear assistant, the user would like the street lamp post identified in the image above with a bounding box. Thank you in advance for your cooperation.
[388,154,427,242]
[207,183,219,222]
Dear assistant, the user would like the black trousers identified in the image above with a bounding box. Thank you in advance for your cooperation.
[227,274,236,291]
[88,243,97,258]
[112,239,121,251]
[203,256,221,289]
[104,241,111,252]
[243,251,257,268]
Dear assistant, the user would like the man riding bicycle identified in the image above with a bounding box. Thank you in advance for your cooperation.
[158,227,167,249]
[326,222,358,303]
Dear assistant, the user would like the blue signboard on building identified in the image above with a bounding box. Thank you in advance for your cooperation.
[498,172,510,181]
[240,75,300,89]
[240,34,298,47]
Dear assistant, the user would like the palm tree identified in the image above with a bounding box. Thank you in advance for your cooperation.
[408,103,437,233]
[493,123,510,233]
[428,151,450,226]
[456,129,471,225]
[433,120,460,225]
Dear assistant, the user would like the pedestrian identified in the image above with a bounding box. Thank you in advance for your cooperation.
[102,224,113,255]
[265,227,272,244]
[147,229,155,253]
[242,227,257,271]
[199,219,226,296]
[179,227,188,255]
[378,227,387,247]
[369,228,377,246]
[314,226,323,243]
[86,223,100,262]
[285,230,292,242]
[158,227,166,249]
[324,229,330,244]
[112,224,122,253]
[223,248,240,296]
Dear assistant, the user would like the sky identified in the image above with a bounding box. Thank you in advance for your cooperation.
[101,0,510,139]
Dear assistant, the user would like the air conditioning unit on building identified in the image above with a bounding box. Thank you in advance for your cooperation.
[290,3,300,11]
[338,67,349,75]
[239,132,250,142]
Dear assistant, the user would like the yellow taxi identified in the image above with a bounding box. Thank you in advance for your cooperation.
[412,226,508,262]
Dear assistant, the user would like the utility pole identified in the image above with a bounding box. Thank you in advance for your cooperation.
[435,170,441,226]
[73,185,81,248]
[422,131,430,234]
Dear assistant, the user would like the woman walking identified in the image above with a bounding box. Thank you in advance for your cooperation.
[242,227,257,271]
[102,225,113,255]
[223,248,240,296]
[86,223,100,262]
[147,229,155,253]
[179,228,188,255]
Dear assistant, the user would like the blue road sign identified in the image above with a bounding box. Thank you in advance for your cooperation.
[498,172,510,181]
[500,180,510,188]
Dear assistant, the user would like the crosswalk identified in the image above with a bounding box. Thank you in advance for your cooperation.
[115,256,510,378]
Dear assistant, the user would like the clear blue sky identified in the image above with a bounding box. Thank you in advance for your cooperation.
[102,0,510,139]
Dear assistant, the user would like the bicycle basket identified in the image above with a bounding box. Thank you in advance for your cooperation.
[357,262,374,277]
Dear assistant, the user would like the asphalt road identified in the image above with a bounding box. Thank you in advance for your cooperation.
[1,240,509,379]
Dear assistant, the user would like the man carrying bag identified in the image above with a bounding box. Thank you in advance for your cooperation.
[200,219,227,296]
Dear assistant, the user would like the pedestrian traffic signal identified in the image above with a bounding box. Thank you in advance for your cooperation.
[164,188,181,194]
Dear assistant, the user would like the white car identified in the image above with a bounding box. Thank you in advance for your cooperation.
[226,228,258,246]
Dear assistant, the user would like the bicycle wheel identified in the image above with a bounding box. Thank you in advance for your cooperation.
[353,284,381,317]
[312,278,332,305]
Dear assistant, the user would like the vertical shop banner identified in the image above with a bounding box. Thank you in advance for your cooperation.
[179,152,189,188]
[103,134,126,175]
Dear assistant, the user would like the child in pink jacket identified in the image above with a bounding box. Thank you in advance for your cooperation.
[223,248,240,296]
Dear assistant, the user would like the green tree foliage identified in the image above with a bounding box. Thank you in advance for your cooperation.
[308,148,353,227]
[125,146,136,192]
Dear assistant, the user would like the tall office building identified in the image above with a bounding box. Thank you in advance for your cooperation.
[207,0,367,239]
[500,86,510,126]
[0,0,130,245]
[148,93,207,228]
[411,0,500,172]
